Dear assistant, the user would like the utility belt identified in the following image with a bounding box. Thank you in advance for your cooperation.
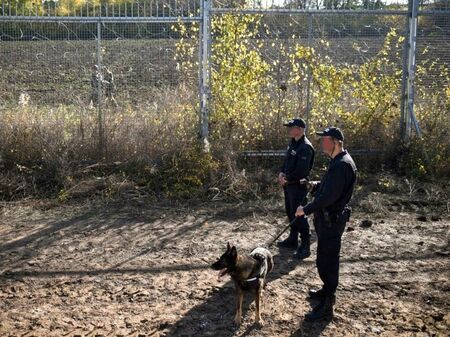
[314,207,351,229]
[285,177,309,187]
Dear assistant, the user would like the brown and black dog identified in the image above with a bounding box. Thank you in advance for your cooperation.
[211,243,273,325]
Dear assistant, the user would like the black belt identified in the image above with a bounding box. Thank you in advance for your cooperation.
[316,207,351,224]
[285,181,308,186]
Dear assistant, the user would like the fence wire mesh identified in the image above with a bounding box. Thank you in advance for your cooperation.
[0,20,197,106]
[0,17,200,162]
[415,12,450,108]
[0,0,449,166]
[0,0,200,17]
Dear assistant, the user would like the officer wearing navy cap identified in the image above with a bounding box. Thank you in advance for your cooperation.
[277,118,315,260]
[295,126,357,321]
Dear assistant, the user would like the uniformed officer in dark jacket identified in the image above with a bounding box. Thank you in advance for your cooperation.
[295,127,356,321]
[277,118,315,259]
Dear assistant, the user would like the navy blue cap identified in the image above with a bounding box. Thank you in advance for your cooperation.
[283,118,306,128]
[315,127,344,141]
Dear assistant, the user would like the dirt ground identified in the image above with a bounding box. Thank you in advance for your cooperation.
[0,194,449,337]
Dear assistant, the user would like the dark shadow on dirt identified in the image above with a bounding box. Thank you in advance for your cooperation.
[290,312,333,337]
[0,263,209,279]
[0,202,209,272]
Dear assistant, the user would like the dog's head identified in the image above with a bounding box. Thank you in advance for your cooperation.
[211,242,238,280]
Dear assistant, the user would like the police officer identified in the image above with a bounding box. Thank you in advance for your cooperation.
[102,66,118,107]
[295,127,356,321]
[277,118,315,259]
[90,64,101,107]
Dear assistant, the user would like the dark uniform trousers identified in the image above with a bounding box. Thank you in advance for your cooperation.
[284,184,310,240]
[313,211,348,296]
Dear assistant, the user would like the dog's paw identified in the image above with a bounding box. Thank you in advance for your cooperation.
[234,316,241,326]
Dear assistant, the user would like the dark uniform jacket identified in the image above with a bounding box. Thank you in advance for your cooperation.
[303,150,356,220]
[281,135,315,184]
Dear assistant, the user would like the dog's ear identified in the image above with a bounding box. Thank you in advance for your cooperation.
[230,246,237,260]
[227,242,231,251]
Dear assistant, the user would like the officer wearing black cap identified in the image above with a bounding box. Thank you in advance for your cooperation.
[295,127,356,321]
[277,118,315,259]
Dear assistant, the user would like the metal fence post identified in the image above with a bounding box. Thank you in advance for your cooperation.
[97,19,104,158]
[305,12,313,135]
[400,8,409,139]
[401,0,421,141]
[199,0,211,150]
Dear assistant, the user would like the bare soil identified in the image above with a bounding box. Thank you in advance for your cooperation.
[0,195,449,337]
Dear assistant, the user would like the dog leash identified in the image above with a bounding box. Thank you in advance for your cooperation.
[266,216,301,248]
[242,216,306,281]
[240,217,302,283]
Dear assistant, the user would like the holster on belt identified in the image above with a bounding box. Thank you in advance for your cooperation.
[315,207,352,228]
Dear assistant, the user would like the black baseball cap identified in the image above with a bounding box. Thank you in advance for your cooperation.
[315,127,344,141]
[283,118,306,128]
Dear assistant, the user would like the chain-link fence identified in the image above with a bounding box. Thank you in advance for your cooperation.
[0,15,200,161]
[0,0,449,164]
[415,11,450,106]
[0,18,200,104]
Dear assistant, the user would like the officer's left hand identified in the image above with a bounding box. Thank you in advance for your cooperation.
[295,206,305,217]
[278,173,287,186]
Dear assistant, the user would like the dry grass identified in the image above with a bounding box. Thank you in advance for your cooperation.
[0,84,200,199]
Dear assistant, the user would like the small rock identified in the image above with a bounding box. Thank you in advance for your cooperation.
[431,215,442,221]
[370,326,382,333]
[397,289,408,296]
[416,215,427,222]
[347,226,355,232]
[433,311,446,321]
[360,220,373,228]
[417,241,424,246]
[410,204,419,211]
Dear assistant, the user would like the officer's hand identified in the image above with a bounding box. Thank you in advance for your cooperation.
[278,173,287,186]
[295,206,305,217]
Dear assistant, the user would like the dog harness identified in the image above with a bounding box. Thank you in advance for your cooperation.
[243,253,267,283]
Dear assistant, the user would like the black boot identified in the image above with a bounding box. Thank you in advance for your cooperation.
[293,236,311,259]
[304,295,335,321]
[308,288,326,299]
[277,230,298,249]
